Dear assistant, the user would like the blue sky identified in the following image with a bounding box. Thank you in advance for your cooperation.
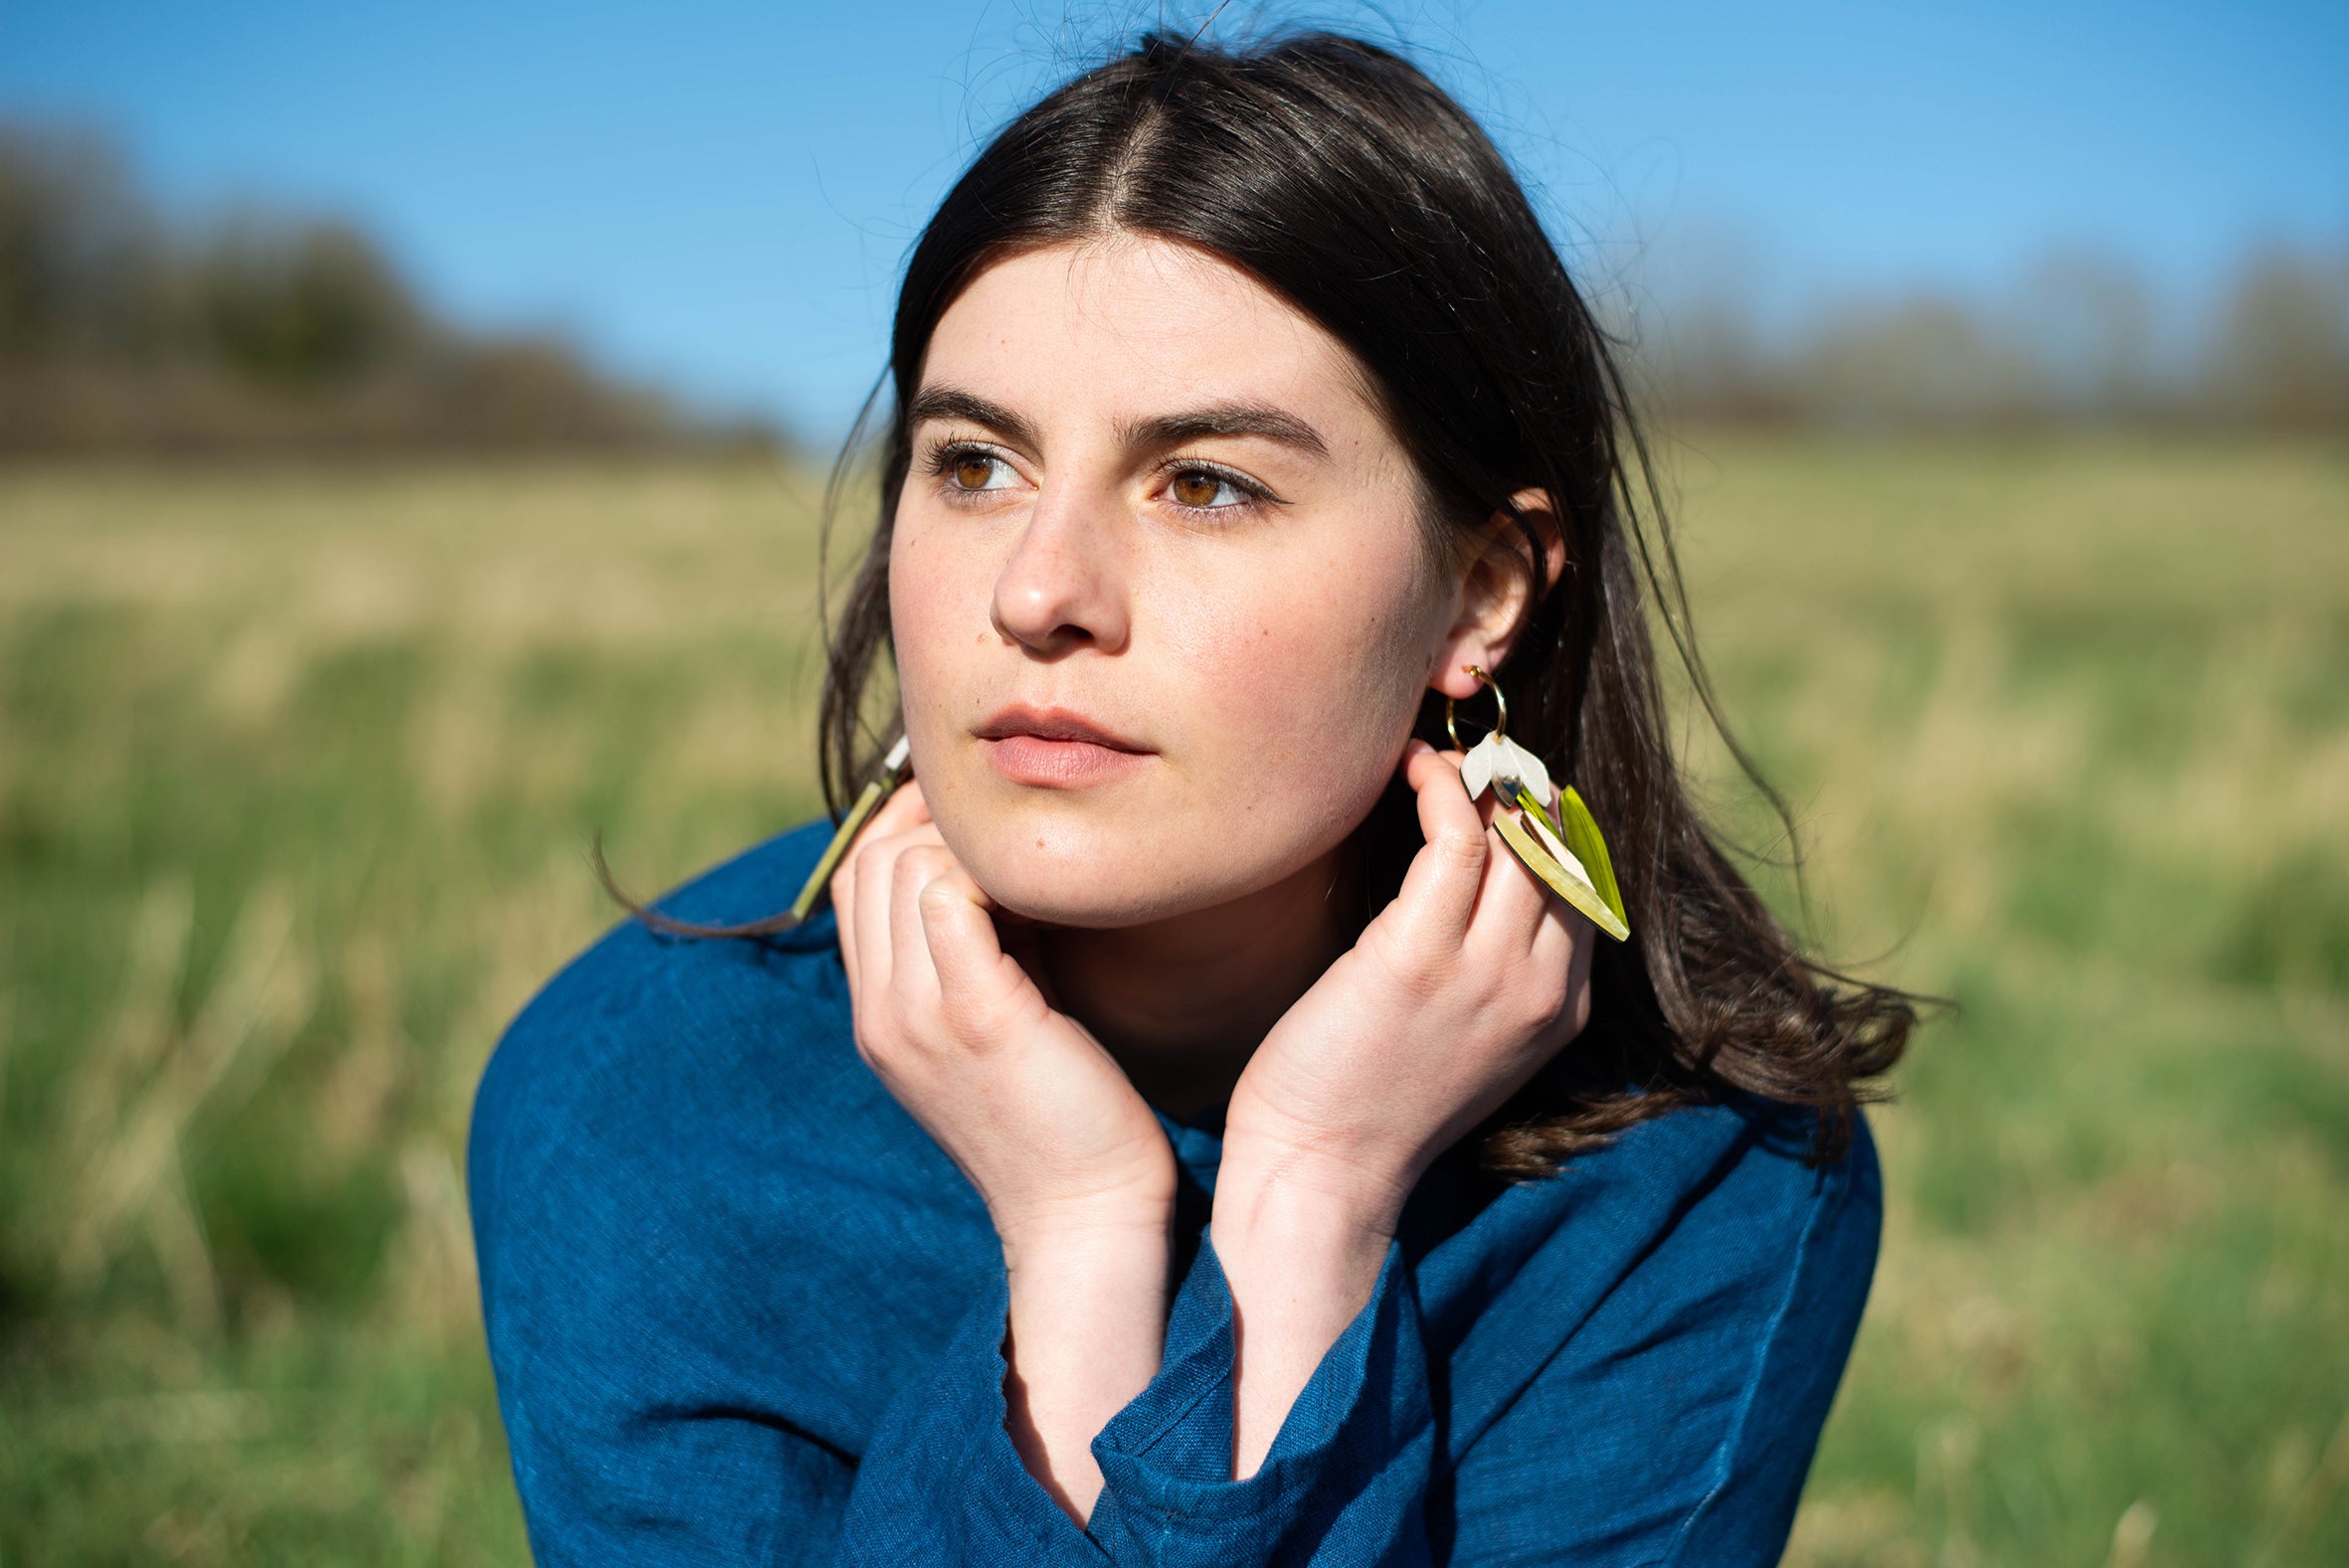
[5,1,2344,437]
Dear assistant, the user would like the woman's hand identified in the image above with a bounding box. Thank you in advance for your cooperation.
[1211,738,1594,1477]
[829,780,1175,1522]
[1220,738,1596,1225]
[831,779,1177,1241]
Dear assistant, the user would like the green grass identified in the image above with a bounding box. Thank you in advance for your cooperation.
[1,438,2343,1564]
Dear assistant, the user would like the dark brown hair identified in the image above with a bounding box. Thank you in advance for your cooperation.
[612,28,1918,1177]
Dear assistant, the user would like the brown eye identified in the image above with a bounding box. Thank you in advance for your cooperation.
[954,453,998,490]
[1171,470,1226,508]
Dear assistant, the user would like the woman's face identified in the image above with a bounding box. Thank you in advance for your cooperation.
[889,235,1493,928]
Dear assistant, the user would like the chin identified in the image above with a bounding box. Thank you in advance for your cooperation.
[936,783,1362,932]
[948,821,1212,930]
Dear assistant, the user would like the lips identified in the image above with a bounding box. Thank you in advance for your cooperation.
[975,705,1150,751]
[975,704,1154,787]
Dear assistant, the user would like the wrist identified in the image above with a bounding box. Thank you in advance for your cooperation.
[1214,1119,1422,1243]
[997,1202,1172,1529]
[1210,1136,1414,1266]
[1208,1143,1401,1481]
[996,1191,1174,1279]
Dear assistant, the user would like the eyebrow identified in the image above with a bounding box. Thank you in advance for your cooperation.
[1121,405,1329,458]
[906,384,1329,460]
[906,387,1040,452]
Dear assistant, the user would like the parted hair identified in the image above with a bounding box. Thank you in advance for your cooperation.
[627,29,1918,1177]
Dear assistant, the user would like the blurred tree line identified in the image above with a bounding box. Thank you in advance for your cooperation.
[1641,240,2349,434]
[0,125,776,454]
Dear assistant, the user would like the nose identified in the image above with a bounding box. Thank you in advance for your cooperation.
[989,481,1132,657]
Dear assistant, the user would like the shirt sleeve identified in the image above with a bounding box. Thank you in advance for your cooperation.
[832,1231,1438,1566]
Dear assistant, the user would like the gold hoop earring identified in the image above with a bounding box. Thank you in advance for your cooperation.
[1444,663,1507,752]
[1443,663,1631,942]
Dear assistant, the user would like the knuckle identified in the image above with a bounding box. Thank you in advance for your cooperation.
[1364,930,1448,1002]
[850,1021,891,1068]
[939,989,1013,1050]
[915,875,964,919]
[1514,963,1572,1032]
[894,846,952,893]
[1533,970,1572,1026]
[1433,824,1490,872]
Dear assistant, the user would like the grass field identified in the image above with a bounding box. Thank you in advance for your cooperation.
[1,437,2343,1564]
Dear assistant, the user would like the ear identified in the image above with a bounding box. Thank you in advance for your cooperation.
[1429,487,1566,700]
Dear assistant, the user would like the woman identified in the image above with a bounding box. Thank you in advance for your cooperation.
[468,29,1915,1566]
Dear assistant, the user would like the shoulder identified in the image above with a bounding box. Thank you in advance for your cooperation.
[1631,1093,1881,1272]
[1433,1100,1882,1561]
[1632,1102,1882,1561]
[470,818,827,1190]
[465,818,955,1276]
[1575,1093,1879,1280]
[463,823,996,1548]
[1547,1095,1882,1369]
[1437,1094,1879,1307]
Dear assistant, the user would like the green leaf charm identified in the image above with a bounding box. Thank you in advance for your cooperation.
[1551,784,1629,938]
[1501,783,1631,942]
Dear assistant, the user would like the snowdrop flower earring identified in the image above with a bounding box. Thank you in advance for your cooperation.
[1447,666,1631,941]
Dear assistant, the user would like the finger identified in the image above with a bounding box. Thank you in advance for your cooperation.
[1520,901,1596,1052]
[829,779,934,957]
[831,841,863,992]
[888,842,958,1015]
[1383,739,1492,952]
[1404,737,1483,836]
[832,870,859,993]
[918,864,1029,1023]
[1559,906,1598,1038]
[1469,829,1553,948]
[848,825,919,1012]
[1529,900,1594,995]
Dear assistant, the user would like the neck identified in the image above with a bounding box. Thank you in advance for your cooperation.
[1040,846,1361,1125]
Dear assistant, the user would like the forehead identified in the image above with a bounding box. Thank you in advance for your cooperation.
[920,237,1386,437]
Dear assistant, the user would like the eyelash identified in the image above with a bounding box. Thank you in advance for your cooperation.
[916,437,1277,520]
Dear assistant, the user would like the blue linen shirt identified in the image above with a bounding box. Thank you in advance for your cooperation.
[468,818,1881,1565]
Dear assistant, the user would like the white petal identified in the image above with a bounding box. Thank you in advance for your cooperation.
[1459,735,1500,800]
[1496,737,1554,810]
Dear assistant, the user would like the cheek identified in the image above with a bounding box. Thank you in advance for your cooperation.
[1164,537,1438,823]
[887,519,985,721]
